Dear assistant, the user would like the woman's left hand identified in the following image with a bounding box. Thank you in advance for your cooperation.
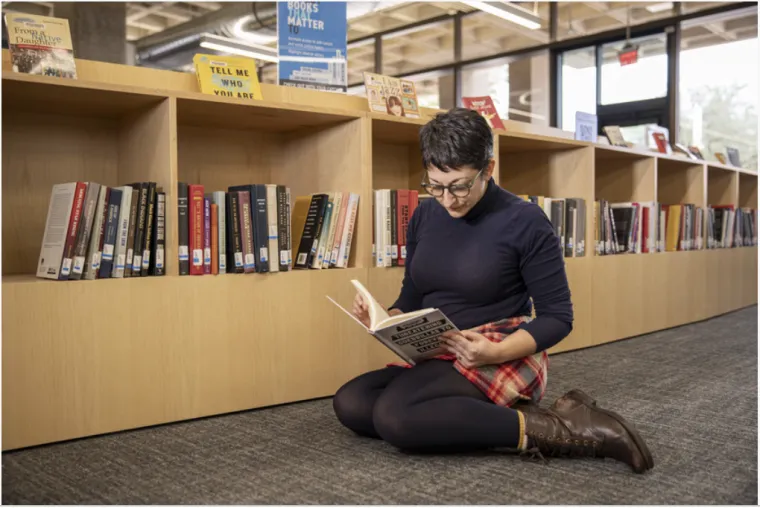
[441,330,501,369]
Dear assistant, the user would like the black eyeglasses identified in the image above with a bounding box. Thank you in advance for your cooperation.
[421,168,485,198]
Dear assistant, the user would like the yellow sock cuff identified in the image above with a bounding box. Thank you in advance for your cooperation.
[516,410,526,450]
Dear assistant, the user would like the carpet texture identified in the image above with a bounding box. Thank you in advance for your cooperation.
[3,306,757,504]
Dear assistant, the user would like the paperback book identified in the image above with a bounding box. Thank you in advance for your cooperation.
[327,279,457,365]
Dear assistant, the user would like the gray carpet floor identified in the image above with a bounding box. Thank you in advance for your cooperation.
[3,306,758,504]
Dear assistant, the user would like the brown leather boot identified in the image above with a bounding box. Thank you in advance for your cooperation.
[520,389,654,473]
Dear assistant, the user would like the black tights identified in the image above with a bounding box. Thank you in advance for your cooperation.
[332,359,522,452]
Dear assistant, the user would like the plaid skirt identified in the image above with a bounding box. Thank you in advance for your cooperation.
[388,316,548,407]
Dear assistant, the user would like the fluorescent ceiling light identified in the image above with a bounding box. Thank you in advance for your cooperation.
[646,2,673,13]
[463,1,541,30]
[199,33,279,63]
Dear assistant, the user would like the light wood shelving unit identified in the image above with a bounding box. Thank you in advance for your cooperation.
[2,54,757,451]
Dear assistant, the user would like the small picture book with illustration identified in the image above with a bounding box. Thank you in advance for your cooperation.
[363,72,420,119]
[327,279,457,365]
[5,12,77,78]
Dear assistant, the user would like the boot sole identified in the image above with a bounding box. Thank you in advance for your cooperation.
[566,389,654,472]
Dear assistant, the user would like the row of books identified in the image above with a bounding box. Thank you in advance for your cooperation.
[373,189,422,267]
[516,195,587,258]
[291,192,360,269]
[178,183,293,275]
[593,201,758,255]
[177,184,361,274]
[37,182,165,280]
[706,206,757,248]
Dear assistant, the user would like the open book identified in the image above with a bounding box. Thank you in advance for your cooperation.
[327,279,458,365]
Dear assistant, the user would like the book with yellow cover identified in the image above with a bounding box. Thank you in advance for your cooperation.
[192,54,263,100]
[5,12,77,78]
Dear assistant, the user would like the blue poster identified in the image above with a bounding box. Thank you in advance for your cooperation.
[277,1,347,92]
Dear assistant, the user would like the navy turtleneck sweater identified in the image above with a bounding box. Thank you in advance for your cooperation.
[390,178,573,353]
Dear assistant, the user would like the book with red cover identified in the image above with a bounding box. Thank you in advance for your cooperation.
[462,96,505,130]
[188,184,205,275]
[652,132,668,154]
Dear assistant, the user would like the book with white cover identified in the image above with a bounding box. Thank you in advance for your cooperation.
[327,279,458,365]
[36,182,78,279]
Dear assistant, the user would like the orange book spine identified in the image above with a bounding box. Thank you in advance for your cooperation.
[211,203,219,275]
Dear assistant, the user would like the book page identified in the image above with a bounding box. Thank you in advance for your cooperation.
[350,279,389,330]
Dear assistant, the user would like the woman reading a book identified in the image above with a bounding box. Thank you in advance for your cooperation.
[333,108,653,473]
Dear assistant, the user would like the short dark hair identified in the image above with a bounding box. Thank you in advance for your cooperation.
[419,107,493,173]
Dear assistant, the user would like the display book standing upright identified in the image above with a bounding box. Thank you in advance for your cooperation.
[36,181,166,280]
[327,279,458,365]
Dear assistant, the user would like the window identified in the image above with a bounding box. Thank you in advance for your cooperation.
[679,7,758,169]
[600,33,668,105]
[348,41,375,86]
[461,52,549,126]
[560,46,596,132]
[403,69,454,110]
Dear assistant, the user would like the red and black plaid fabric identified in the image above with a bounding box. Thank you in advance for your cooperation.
[389,316,548,407]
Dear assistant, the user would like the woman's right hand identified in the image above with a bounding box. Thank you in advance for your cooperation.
[352,292,371,328]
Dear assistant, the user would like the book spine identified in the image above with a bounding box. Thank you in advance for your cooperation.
[177,182,190,275]
[98,188,123,278]
[124,187,139,277]
[130,183,148,276]
[276,185,289,271]
[295,194,324,269]
[390,189,398,266]
[59,182,87,280]
[397,189,410,266]
[253,184,269,273]
[36,182,77,280]
[203,197,211,274]
[337,193,359,268]
[227,191,244,273]
[266,184,279,272]
[95,188,112,278]
[151,191,166,276]
[211,203,218,275]
[70,182,101,279]
[212,191,226,274]
[188,184,205,275]
[312,194,333,269]
[383,189,392,267]
[323,192,341,269]
[140,182,157,276]
[83,185,108,280]
[238,191,256,273]
[111,186,133,278]
[285,187,292,267]
[330,191,350,267]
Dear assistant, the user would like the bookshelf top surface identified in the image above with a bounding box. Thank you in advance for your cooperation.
[175,91,363,132]
[2,72,165,118]
[498,130,587,153]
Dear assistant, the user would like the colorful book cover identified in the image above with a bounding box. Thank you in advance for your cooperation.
[193,54,263,100]
[5,13,77,78]
[363,72,420,119]
[462,96,505,130]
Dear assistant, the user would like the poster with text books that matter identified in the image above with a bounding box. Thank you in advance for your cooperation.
[193,54,263,100]
[327,279,456,365]
[364,72,420,119]
[462,96,505,129]
[5,12,77,78]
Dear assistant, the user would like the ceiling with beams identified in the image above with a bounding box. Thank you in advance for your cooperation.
[3,1,757,87]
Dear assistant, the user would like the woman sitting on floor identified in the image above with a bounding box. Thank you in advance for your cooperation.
[332,107,653,473]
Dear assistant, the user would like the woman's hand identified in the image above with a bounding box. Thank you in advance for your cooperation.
[351,293,371,328]
[441,330,500,369]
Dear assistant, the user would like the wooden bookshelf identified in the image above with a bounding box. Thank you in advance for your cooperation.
[707,164,740,207]
[2,59,757,451]
[739,172,758,209]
